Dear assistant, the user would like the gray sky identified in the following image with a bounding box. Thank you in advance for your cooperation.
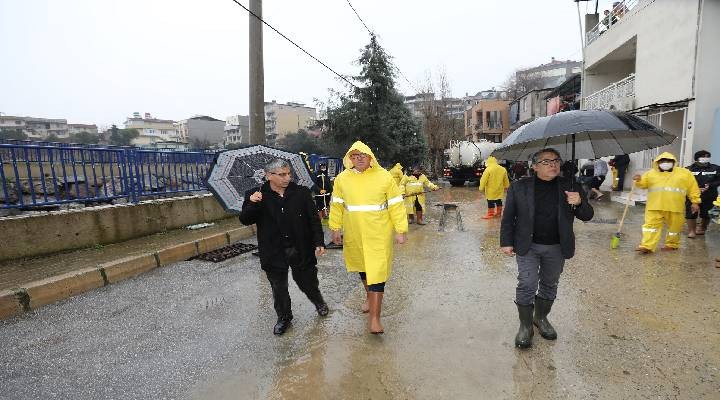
[0,0,606,128]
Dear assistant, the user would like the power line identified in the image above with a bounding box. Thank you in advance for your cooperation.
[341,0,421,95]
[228,0,359,89]
[345,0,373,35]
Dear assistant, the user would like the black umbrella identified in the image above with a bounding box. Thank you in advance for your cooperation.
[206,145,315,213]
[492,110,677,162]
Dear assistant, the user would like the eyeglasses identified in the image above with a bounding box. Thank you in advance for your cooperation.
[537,158,562,166]
[349,153,369,159]
[269,172,292,177]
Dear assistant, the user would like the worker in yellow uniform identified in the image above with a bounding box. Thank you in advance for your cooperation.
[633,152,701,253]
[402,166,439,225]
[329,141,408,334]
[479,156,510,219]
[389,162,404,186]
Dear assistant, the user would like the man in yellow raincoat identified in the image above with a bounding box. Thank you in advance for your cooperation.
[329,141,408,334]
[633,152,701,253]
[402,166,439,225]
[389,162,404,186]
[479,156,510,219]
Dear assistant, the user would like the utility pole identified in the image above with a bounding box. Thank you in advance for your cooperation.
[249,0,266,144]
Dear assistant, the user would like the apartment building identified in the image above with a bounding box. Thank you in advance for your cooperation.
[581,0,720,170]
[176,115,225,146]
[463,99,511,143]
[125,112,178,146]
[264,101,317,145]
[225,114,250,146]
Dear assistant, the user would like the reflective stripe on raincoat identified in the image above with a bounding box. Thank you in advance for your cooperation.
[328,141,408,285]
[389,163,404,186]
[402,174,438,213]
[479,156,509,201]
[635,152,701,212]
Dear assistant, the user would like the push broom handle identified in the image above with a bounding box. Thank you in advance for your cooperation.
[616,183,635,234]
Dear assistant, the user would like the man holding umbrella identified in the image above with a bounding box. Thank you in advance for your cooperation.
[500,148,594,348]
[239,159,329,336]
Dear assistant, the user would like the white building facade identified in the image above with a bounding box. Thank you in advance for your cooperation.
[581,0,720,173]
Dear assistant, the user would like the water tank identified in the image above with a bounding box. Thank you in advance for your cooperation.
[447,140,499,167]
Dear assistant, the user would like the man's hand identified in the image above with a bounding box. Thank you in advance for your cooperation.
[564,191,581,206]
[691,203,700,214]
[632,174,642,181]
[501,246,516,257]
[320,189,326,194]
[395,233,407,244]
[249,191,262,203]
[330,230,343,245]
[700,184,708,193]
[315,246,326,257]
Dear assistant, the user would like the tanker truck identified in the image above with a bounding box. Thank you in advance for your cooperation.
[442,140,499,187]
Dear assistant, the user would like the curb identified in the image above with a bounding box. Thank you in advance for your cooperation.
[0,225,255,321]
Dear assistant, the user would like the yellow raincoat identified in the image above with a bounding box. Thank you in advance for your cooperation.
[328,141,408,285]
[479,156,509,200]
[635,152,701,251]
[389,163,404,186]
[402,173,438,214]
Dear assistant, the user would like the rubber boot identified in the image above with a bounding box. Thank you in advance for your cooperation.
[696,218,709,235]
[481,207,495,219]
[416,210,426,225]
[515,303,534,348]
[687,219,697,238]
[361,280,370,313]
[495,205,503,218]
[533,297,558,340]
[368,292,384,334]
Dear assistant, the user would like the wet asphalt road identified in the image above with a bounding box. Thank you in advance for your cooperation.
[1,185,719,399]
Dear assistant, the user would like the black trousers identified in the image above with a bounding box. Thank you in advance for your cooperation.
[265,263,324,321]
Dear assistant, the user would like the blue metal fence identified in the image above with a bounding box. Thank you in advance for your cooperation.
[0,143,216,209]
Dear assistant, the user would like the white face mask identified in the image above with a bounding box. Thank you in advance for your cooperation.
[658,162,674,171]
[698,157,711,164]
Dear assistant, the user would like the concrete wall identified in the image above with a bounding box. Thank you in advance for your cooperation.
[188,119,225,145]
[585,0,700,107]
[690,0,720,154]
[0,194,234,261]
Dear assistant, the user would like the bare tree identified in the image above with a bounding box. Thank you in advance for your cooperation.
[418,68,465,178]
[502,68,545,100]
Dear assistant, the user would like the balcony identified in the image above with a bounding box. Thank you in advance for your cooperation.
[585,0,638,46]
[583,73,635,111]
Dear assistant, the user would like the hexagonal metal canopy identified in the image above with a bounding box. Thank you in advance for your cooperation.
[206,145,314,213]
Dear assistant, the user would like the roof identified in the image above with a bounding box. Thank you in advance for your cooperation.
[543,73,582,99]
[188,115,223,122]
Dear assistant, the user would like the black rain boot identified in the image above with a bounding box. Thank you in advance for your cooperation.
[515,302,534,348]
[533,296,557,340]
[273,317,292,335]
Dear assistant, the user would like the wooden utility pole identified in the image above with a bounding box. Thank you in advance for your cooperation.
[249,0,266,144]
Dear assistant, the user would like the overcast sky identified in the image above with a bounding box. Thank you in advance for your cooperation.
[0,0,615,128]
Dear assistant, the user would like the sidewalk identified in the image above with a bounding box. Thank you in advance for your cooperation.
[0,217,255,320]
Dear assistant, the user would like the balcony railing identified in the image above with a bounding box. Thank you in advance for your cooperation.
[585,0,638,46]
[583,73,635,110]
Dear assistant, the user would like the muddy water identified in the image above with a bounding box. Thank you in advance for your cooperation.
[191,185,720,399]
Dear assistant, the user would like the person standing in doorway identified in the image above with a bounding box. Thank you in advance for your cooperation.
[329,141,408,334]
[500,148,594,349]
[612,154,630,191]
[239,159,329,336]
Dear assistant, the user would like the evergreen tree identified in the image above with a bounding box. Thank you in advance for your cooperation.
[324,35,426,167]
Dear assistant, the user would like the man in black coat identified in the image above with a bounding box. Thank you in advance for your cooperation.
[500,148,594,349]
[686,150,720,237]
[239,159,328,336]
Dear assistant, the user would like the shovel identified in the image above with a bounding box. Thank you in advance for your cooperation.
[611,183,635,249]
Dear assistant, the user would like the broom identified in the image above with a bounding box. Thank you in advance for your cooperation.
[611,183,635,249]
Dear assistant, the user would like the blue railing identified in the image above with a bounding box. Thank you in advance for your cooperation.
[0,143,216,209]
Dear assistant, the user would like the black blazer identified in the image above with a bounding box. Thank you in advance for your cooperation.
[500,176,594,259]
[239,182,324,270]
